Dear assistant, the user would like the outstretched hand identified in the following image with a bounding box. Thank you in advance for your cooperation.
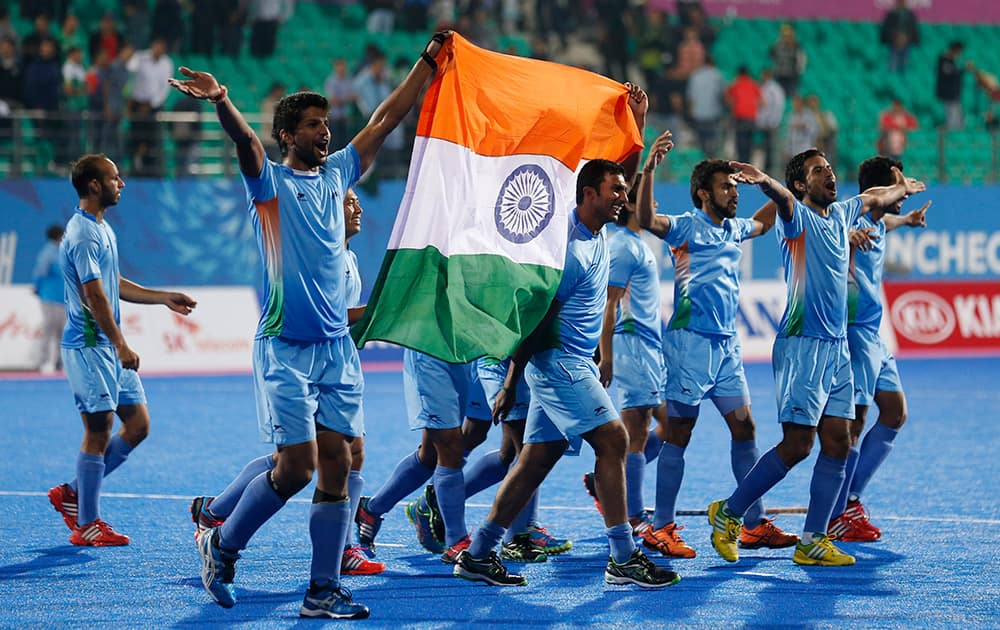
[730,161,769,185]
[905,200,931,227]
[644,130,674,172]
[425,30,453,58]
[625,82,649,119]
[168,67,224,101]
[164,292,197,315]
[892,166,926,196]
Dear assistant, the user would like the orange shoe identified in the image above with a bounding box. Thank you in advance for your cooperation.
[48,483,78,530]
[641,522,696,558]
[341,545,386,575]
[739,518,799,549]
[70,519,130,547]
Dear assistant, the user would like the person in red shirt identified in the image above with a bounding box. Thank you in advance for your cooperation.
[726,66,762,162]
[88,13,122,63]
[877,99,918,160]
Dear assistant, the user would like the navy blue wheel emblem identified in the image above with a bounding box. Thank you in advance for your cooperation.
[494,164,555,244]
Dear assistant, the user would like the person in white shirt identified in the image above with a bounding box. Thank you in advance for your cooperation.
[126,37,172,175]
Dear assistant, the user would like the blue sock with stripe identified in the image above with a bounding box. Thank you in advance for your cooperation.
[727,447,789,517]
[654,443,685,529]
[803,454,847,536]
[367,450,434,515]
[218,471,287,551]
[309,498,351,587]
[463,449,508,498]
[606,523,636,563]
[76,452,105,526]
[732,439,765,525]
[209,453,275,519]
[625,452,646,519]
[833,446,860,517]
[433,465,467,546]
[850,423,899,499]
[69,435,133,493]
[468,519,506,558]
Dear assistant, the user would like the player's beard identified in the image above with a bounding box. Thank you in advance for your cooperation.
[99,182,120,207]
[710,195,736,220]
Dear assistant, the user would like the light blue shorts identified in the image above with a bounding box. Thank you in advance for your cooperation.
[476,358,530,422]
[62,346,146,414]
[523,349,618,446]
[254,335,365,446]
[663,328,749,417]
[465,363,492,421]
[403,349,470,431]
[848,326,903,407]
[772,335,855,426]
[612,332,663,410]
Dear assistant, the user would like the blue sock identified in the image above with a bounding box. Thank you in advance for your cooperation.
[69,435,134,493]
[727,448,789,517]
[463,449,509,498]
[434,466,467,546]
[803,454,847,535]
[218,472,287,551]
[209,454,275,519]
[653,443,684,529]
[367,450,435,515]
[347,470,363,547]
[606,523,636,563]
[833,446,860,517]
[468,519,506,558]
[850,423,899,499]
[309,499,351,587]
[644,432,663,464]
[505,491,537,542]
[76,452,105,526]
[625,452,645,519]
[731,439,765,525]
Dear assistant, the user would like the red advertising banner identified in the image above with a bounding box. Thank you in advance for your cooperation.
[883,280,1000,356]
[646,0,1000,24]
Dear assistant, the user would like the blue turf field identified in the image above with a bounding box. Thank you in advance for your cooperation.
[2,358,998,628]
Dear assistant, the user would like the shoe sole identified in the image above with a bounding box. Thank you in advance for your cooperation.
[738,540,798,549]
[69,536,130,547]
[792,555,856,566]
[341,566,386,576]
[300,607,371,620]
[453,566,527,586]
[538,542,572,555]
[604,572,682,588]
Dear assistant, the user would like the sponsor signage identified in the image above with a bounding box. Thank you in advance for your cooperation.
[883,281,1000,355]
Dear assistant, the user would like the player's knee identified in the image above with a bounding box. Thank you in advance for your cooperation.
[592,421,629,459]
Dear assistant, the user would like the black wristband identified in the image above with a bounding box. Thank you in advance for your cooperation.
[421,51,437,71]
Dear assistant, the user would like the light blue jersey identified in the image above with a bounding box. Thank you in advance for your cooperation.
[345,249,362,309]
[60,208,120,348]
[776,197,864,340]
[551,209,609,358]
[847,214,886,332]
[662,210,755,337]
[34,241,63,304]
[242,146,361,341]
[608,226,661,347]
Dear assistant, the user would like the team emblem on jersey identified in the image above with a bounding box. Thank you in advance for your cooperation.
[494,164,555,244]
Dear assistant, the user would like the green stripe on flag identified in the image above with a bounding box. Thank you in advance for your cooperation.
[352,247,562,364]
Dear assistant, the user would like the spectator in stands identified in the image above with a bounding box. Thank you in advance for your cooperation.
[936,41,966,130]
[468,7,501,52]
[534,0,572,51]
[0,37,22,109]
[366,0,396,34]
[122,0,150,50]
[170,97,205,176]
[756,68,785,173]
[783,94,819,161]
[59,14,85,55]
[354,51,405,176]
[808,94,839,169]
[259,80,286,161]
[969,62,1000,130]
[684,3,716,48]
[878,98,918,160]
[96,43,131,156]
[769,23,805,97]
[726,65,762,163]
[22,14,62,66]
[687,55,725,157]
[401,0,430,32]
[635,6,675,87]
[32,224,64,373]
[676,0,704,28]
[22,39,62,168]
[89,14,123,63]
[596,0,629,81]
[324,59,357,146]
[880,0,919,73]
[85,49,109,151]
[0,7,20,51]
[127,37,172,176]
[674,27,706,83]
[190,0,224,56]
[150,0,185,53]
[20,0,67,23]
[250,0,293,58]
[60,45,87,165]
[219,0,246,57]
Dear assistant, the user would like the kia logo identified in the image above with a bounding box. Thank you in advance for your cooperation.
[890,291,955,345]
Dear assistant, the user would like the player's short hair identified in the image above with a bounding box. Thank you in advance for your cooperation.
[785,148,826,200]
[46,225,64,241]
[576,159,625,204]
[858,156,903,193]
[272,91,329,157]
[70,153,111,197]
[690,159,736,207]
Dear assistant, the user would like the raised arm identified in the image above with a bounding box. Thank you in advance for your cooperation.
[882,200,931,233]
[636,130,674,238]
[351,31,452,174]
[120,276,197,315]
[82,278,139,370]
[168,67,266,178]
[620,83,649,183]
[730,161,797,222]
[597,285,627,388]
[859,166,926,215]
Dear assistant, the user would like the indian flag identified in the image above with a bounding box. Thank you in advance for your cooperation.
[352,34,643,363]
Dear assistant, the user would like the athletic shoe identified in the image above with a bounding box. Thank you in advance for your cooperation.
[525,524,572,555]
[500,534,548,563]
[300,583,370,619]
[441,535,471,564]
[792,535,856,566]
[582,472,603,515]
[629,510,654,537]
[423,484,446,544]
[198,527,239,608]
[739,518,799,549]
[190,496,225,542]
[641,522,696,558]
[707,499,741,562]
[405,495,445,554]
[604,548,681,588]
[48,483,78,530]
[341,545,386,575]
[354,496,383,551]
[453,550,528,586]
[69,519,130,547]
[828,510,881,543]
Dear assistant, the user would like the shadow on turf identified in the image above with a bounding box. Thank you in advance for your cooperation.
[0,545,96,579]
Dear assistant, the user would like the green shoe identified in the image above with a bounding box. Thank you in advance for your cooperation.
[500,534,548,563]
